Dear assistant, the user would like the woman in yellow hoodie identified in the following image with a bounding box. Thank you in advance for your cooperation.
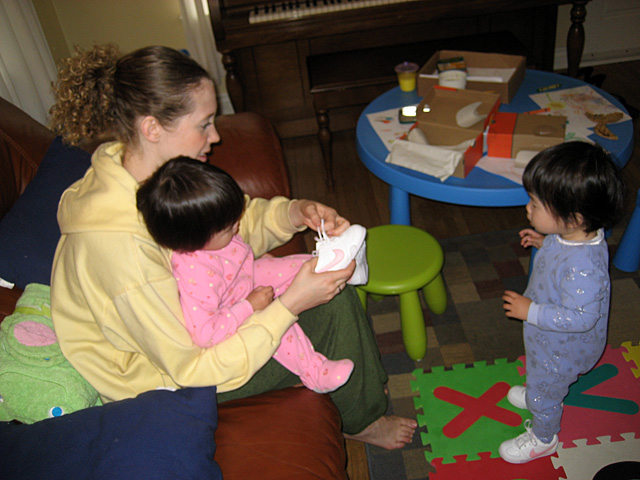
[49,44,417,450]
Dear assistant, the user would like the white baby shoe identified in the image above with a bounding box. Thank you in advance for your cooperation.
[499,419,558,464]
[314,220,368,285]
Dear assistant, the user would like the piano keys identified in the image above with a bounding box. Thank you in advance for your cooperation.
[249,0,421,24]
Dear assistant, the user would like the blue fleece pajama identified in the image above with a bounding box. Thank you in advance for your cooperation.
[522,229,610,442]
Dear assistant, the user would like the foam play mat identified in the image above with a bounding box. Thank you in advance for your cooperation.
[410,342,640,479]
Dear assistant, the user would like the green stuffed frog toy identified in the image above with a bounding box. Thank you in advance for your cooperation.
[0,283,101,424]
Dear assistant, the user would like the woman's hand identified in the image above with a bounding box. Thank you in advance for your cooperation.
[519,228,544,249]
[278,257,356,316]
[502,290,531,321]
[247,286,275,312]
[289,200,350,236]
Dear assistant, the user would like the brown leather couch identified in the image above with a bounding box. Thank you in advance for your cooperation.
[0,97,348,479]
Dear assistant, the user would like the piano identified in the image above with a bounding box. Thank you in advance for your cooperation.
[208,0,588,138]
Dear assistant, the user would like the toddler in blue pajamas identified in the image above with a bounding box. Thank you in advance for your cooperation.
[499,141,625,464]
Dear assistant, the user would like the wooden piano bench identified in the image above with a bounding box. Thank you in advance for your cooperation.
[307,31,536,190]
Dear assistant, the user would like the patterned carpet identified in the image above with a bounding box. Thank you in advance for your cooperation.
[365,226,640,480]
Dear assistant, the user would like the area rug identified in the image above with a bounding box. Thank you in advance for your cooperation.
[365,227,640,480]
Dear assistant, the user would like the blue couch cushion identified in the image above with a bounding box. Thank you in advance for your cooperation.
[0,386,222,480]
[0,137,91,289]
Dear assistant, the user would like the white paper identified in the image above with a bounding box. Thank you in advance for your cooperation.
[366,108,416,150]
[529,85,631,142]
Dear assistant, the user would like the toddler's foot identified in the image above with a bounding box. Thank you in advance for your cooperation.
[507,385,527,409]
[345,415,417,450]
[302,358,354,393]
[499,419,558,463]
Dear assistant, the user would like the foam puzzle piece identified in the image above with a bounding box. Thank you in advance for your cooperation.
[622,341,640,379]
[513,344,640,447]
[430,451,565,480]
[412,343,640,479]
[564,363,638,414]
[551,432,640,480]
[555,345,640,448]
[411,359,528,464]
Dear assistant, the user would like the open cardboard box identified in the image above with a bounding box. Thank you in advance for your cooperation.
[416,86,501,178]
[487,112,567,165]
[418,50,526,103]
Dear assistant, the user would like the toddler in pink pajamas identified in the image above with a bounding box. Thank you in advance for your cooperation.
[137,157,353,393]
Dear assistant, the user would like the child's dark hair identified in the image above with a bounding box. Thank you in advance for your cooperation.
[137,157,245,252]
[522,141,625,232]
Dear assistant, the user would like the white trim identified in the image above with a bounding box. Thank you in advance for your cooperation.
[178,0,235,114]
[557,229,605,246]
[217,92,234,115]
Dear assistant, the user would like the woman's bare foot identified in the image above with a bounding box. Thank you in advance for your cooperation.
[344,415,417,450]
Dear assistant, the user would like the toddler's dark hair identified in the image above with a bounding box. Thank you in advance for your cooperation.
[522,141,625,232]
[137,157,244,252]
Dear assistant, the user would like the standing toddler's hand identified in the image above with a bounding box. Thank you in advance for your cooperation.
[519,228,544,249]
[502,290,531,321]
[247,286,275,312]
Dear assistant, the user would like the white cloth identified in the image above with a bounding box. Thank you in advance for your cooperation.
[386,139,463,182]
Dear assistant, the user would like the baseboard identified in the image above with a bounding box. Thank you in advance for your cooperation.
[554,46,640,70]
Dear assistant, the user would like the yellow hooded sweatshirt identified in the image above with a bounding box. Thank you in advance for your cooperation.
[51,142,303,403]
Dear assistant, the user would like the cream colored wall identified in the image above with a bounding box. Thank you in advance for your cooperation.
[33,0,187,65]
[555,0,640,69]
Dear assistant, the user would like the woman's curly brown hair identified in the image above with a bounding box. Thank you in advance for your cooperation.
[49,44,211,147]
[49,44,120,146]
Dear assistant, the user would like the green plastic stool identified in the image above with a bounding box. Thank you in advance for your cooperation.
[357,225,447,360]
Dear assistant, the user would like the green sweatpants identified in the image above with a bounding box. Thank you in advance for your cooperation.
[217,286,388,434]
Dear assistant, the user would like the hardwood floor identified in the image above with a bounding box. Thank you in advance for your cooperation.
[281,60,638,479]
[283,60,640,252]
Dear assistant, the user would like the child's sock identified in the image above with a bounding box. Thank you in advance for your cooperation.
[300,356,354,393]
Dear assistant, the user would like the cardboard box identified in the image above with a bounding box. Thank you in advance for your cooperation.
[487,112,567,163]
[418,50,526,103]
[416,86,501,178]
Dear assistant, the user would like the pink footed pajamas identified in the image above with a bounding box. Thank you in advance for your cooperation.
[173,235,353,393]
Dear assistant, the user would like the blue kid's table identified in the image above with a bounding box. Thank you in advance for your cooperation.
[356,70,634,225]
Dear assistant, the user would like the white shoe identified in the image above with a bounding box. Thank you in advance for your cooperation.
[507,385,527,410]
[314,220,368,285]
[499,419,558,464]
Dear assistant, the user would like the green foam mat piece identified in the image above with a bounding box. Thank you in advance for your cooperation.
[411,359,529,464]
